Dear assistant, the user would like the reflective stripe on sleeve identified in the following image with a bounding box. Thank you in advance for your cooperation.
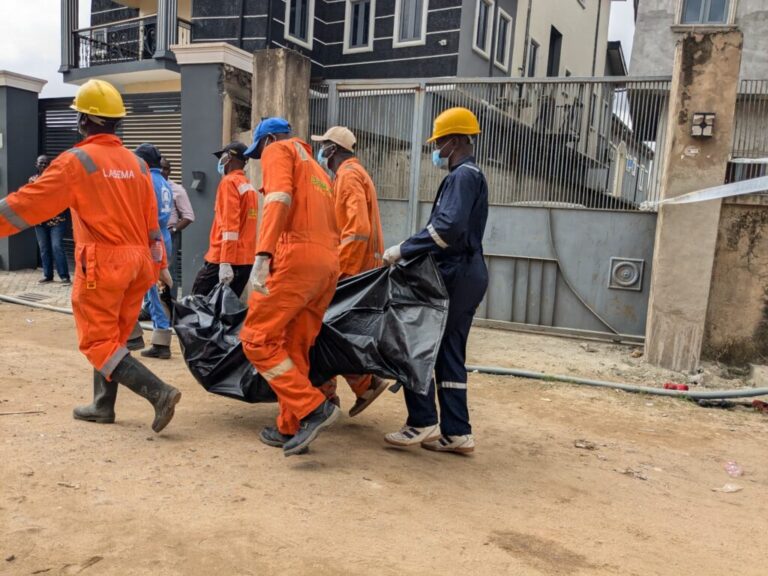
[264,191,292,207]
[262,357,296,381]
[0,198,31,231]
[341,234,369,245]
[427,223,449,249]
[438,381,467,390]
[293,141,309,161]
[222,231,239,241]
[67,147,98,174]
[238,183,255,195]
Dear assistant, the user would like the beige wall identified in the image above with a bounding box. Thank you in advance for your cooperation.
[510,0,612,77]
[704,196,768,363]
[122,79,181,93]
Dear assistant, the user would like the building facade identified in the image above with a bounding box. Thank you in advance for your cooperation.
[632,0,768,79]
[60,0,624,93]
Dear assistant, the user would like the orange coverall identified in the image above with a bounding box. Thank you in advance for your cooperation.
[0,134,164,378]
[322,157,385,398]
[240,138,340,435]
[204,169,258,265]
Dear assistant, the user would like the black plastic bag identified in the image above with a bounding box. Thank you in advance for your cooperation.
[173,254,449,403]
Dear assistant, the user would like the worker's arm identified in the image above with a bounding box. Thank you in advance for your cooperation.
[337,169,372,276]
[256,143,294,256]
[399,166,479,259]
[0,157,75,237]
[218,177,243,264]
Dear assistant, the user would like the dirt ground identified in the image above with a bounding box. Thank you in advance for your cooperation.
[1,303,767,576]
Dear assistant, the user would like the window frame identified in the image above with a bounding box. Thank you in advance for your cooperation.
[343,0,376,54]
[472,0,495,60]
[493,7,513,72]
[526,39,539,77]
[284,0,316,50]
[393,0,428,48]
[677,0,733,25]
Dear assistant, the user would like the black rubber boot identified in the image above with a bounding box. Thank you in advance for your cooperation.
[140,345,171,359]
[127,321,145,351]
[73,369,117,424]
[111,355,181,433]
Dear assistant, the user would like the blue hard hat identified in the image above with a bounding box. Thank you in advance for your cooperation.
[244,117,292,159]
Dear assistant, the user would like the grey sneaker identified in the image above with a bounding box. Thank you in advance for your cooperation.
[283,400,340,457]
[259,426,293,448]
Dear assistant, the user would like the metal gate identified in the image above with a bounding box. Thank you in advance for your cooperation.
[39,92,183,278]
[309,77,672,340]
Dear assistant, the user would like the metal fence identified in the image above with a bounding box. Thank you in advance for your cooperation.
[309,77,672,211]
[732,79,768,160]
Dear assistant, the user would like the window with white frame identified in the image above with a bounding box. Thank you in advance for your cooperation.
[285,0,315,49]
[527,39,539,77]
[680,0,730,24]
[473,0,494,59]
[494,8,512,71]
[344,0,375,53]
[394,0,427,47]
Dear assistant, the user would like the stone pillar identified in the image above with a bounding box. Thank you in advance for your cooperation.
[0,71,47,271]
[59,0,79,72]
[154,0,179,60]
[251,49,311,140]
[173,43,253,294]
[645,31,743,372]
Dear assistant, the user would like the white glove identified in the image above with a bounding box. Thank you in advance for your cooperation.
[250,254,271,295]
[382,244,402,266]
[158,268,173,289]
[218,262,234,285]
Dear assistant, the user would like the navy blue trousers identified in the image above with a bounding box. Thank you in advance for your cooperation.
[404,253,488,436]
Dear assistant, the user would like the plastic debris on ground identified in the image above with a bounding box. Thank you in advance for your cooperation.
[173,254,449,403]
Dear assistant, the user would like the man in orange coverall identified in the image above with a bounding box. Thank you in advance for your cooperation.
[0,79,181,433]
[241,117,340,456]
[191,141,257,298]
[311,126,387,416]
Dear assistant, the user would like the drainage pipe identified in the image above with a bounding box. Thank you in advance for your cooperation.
[467,364,768,400]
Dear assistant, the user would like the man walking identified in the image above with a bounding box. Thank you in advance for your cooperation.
[311,126,387,416]
[241,117,340,456]
[29,155,71,285]
[0,79,181,433]
[382,108,488,454]
[134,143,175,360]
[161,157,195,285]
[191,142,257,298]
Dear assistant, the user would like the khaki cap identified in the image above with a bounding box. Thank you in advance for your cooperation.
[311,126,356,151]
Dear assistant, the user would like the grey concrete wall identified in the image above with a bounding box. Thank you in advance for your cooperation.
[632,0,768,79]
[0,86,41,271]
[179,62,225,293]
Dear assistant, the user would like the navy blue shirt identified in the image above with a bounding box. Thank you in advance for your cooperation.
[400,156,488,263]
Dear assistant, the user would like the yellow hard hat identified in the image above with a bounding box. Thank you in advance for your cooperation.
[426,107,481,143]
[70,79,126,118]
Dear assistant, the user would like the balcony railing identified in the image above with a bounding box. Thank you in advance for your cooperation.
[73,15,191,68]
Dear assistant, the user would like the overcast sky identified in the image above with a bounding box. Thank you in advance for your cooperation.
[0,1,635,98]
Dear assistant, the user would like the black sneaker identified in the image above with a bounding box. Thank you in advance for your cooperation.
[38,277,53,284]
[141,345,171,360]
[60,278,72,286]
[126,336,145,351]
[282,400,340,457]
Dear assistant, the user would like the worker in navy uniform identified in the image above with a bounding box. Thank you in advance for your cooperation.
[382,107,488,454]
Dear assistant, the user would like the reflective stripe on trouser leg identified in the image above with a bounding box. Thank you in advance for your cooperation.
[404,379,438,428]
[344,374,372,398]
[150,328,172,347]
[100,346,129,379]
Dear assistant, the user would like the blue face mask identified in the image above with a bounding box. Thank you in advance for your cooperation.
[317,145,334,170]
[432,139,454,170]
[217,155,228,176]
